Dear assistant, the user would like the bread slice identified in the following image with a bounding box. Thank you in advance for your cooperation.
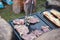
[43,11,60,27]
[50,9,60,19]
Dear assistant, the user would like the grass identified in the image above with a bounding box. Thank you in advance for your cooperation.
[0,0,46,22]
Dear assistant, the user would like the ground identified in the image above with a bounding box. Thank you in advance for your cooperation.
[0,0,46,22]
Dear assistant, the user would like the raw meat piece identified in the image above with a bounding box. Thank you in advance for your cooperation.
[27,16,40,23]
[22,30,43,40]
[28,33,37,40]
[19,19,25,25]
[41,26,50,32]
[28,18,39,23]
[22,33,37,40]
[13,19,25,25]
[21,34,29,40]
[32,30,43,37]
[14,25,29,36]
[13,19,20,25]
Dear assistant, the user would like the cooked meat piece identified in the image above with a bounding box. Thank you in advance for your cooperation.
[14,25,29,36]
[13,19,25,25]
[32,30,43,37]
[41,26,50,32]
[22,33,37,40]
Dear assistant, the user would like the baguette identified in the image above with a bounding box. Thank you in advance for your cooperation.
[43,11,60,27]
[50,9,60,19]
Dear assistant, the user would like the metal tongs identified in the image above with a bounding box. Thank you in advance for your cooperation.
[25,0,33,25]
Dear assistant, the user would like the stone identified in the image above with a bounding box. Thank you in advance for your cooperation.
[47,0,60,6]
[36,29,60,40]
[0,18,13,40]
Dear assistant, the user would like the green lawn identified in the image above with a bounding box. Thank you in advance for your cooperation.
[0,0,46,22]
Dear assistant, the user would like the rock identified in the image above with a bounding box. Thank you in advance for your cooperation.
[35,28,60,40]
[0,17,13,40]
[47,0,60,6]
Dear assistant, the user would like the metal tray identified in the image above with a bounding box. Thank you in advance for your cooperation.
[9,14,50,40]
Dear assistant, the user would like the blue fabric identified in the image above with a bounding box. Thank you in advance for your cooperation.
[7,1,13,5]
[3,0,13,5]
[0,2,4,8]
[3,0,6,2]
